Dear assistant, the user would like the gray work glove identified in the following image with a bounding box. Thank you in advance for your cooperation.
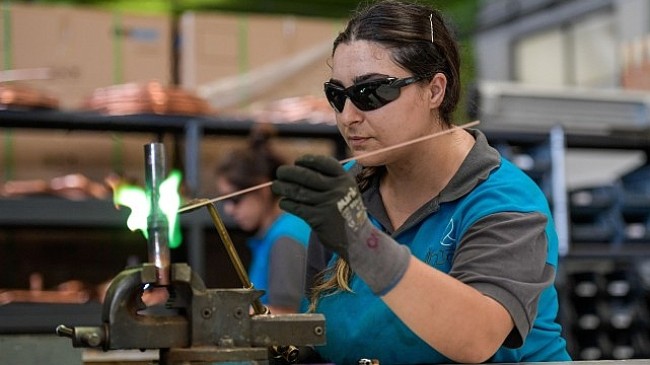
[271,154,411,295]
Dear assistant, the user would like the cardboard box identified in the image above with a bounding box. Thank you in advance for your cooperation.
[0,3,174,187]
[0,7,6,71]
[0,3,172,109]
[116,12,173,85]
[0,128,336,198]
[179,11,343,112]
[0,129,161,185]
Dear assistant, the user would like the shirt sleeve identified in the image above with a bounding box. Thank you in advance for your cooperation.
[449,211,555,348]
[267,236,308,308]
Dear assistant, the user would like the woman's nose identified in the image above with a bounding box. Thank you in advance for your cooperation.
[223,201,235,215]
[337,99,363,126]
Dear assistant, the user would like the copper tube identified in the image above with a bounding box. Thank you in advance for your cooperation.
[206,202,299,362]
[144,143,171,285]
[205,203,267,315]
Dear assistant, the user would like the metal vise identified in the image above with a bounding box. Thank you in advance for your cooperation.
[56,142,325,363]
[56,262,325,364]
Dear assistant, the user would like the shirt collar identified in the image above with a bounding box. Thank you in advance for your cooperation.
[439,129,500,203]
[359,129,501,234]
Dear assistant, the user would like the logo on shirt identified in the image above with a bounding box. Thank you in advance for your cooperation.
[424,219,457,268]
[440,219,457,246]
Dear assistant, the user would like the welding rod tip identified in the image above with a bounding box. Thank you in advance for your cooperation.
[178,198,212,213]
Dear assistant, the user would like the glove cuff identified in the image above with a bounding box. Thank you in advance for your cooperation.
[348,222,411,295]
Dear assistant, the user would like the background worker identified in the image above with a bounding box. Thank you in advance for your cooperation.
[271,0,571,363]
[215,125,311,314]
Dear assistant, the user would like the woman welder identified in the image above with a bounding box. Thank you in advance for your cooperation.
[271,0,571,363]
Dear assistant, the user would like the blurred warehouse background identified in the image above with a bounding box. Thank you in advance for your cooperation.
[3,0,650,362]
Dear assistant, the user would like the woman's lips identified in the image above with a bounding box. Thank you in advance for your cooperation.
[347,136,370,149]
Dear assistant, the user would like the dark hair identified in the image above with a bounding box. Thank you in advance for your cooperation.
[310,0,463,311]
[215,124,285,193]
[333,0,461,125]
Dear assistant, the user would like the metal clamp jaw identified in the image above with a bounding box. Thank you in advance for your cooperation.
[57,142,325,363]
[57,263,325,364]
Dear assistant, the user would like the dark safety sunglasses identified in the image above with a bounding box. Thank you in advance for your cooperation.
[324,76,421,113]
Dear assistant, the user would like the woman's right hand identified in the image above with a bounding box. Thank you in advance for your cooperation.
[271,155,411,295]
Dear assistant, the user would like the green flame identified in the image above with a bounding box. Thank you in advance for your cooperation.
[160,170,182,248]
[113,169,183,248]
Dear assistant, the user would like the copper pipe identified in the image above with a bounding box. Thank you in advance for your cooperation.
[205,202,299,362]
[144,143,171,285]
[205,203,266,315]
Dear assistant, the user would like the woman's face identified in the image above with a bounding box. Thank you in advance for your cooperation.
[216,177,268,232]
[330,40,440,166]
